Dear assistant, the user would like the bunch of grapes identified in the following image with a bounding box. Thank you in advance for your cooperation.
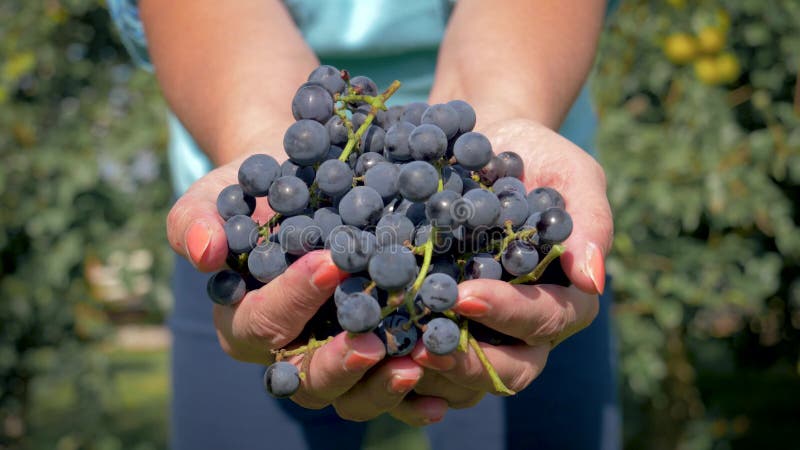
[206,66,574,398]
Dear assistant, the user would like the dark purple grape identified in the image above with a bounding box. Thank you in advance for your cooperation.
[329,225,377,273]
[263,361,300,398]
[354,152,386,176]
[313,207,343,244]
[325,116,349,146]
[316,159,353,197]
[393,199,427,225]
[453,132,493,170]
[478,155,507,185]
[408,123,448,161]
[238,154,280,197]
[535,207,573,244]
[284,119,330,166]
[291,82,334,123]
[425,190,463,227]
[447,100,476,133]
[496,190,530,228]
[364,162,399,203]
[368,245,418,290]
[498,151,524,179]
[207,270,246,305]
[399,102,428,125]
[375,213,415,247]
[278,215,321,256]
[334,276,377,306]
[419,273,458,312]
[429,255,460,280]
[217,184,256,220]
[501,240,539,276]
[350,75,378,97]
[526,187,566,214]
[308,65,346,96]
[384,121,415,162]
[461,189,501,229]
[280,160,315,186]
[465,253,502,280]
[360,125,385,153]
[398,161,439,202]
[422,317,460,355]
[248,241,288,283]
[338,186,384,228]
[337,291,382,333]
[268,176,310,216]
[421,103,460,139]
[492,176,526,195]
[224,215,258,254]
[441,166,464,194]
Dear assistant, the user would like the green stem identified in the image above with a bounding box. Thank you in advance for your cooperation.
[272,335,333,359]
[468,335,515,395]
[258,213,283,238]
[509,244,566,284]
[338,80,402,163]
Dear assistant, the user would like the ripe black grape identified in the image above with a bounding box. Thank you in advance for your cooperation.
[283,119,330,166]
[238,154,280,197]
[422,317,460,355]
[264,361,301,398]
[268,176,310,216]
[217,184,256,220]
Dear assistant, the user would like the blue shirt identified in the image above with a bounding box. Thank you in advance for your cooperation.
[109,0,617,194]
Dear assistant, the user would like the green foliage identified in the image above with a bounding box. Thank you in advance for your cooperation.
[594,0,800,448]
[0,1,171,447]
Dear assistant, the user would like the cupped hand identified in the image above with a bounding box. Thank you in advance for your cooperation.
[166,157,430,421]
[409,118,613,396]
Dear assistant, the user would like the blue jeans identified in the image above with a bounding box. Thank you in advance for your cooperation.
[170,256,620,450]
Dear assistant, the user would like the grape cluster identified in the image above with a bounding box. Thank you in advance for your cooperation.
[207,66,574,398]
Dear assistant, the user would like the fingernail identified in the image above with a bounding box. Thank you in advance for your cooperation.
[185,221,212,267]
[453,296,490,317]
[387,374,418,394]
[342,349,381,372]
[310,259,342,290]
[586,242,606,295]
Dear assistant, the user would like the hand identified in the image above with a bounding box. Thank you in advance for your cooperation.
[166,157,429,420]
[409,118,612,396]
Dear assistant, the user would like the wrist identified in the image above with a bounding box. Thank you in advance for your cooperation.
[212,113,294,166]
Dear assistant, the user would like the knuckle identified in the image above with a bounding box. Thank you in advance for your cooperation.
[245,305,293,349]
[506,362,540,393]
[525,306,572,345]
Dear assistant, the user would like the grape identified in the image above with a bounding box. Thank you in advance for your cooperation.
[329,225,377,273]
[238,154,280,197]
[217,184,256,220]
[441,166,464,194]
[350,75,378,97]
[429,255,460,280]
[501,240,539,276]
[351,107,369,131]
[207,270,247,305]
[315,159,353,197]
[526,187,566,214]
[379,105,404,129]
[464,253,503,280]
[447,100,477,133]
[408,123,448,161]
[384,121,415,162]
[247,241,288,283]
[461,189,501,229]
[377,313,418,357]
[398,161,439,202]
[338,186,384,228]
[364,162,399,203]
[497,151,524,179]
[453,132,493,170]
[534,207,573,244]
[422,317,460,355]
[283,119,330,166]
[368,245,417,290]
[425,190,463,227]
[492,176,526,195]
[354,152,386,177]
[224,215,258,254]
[421,103,460,139]
[278,215,321,256]
[337,291,382,333]
[291,82,334,123]
[478,155,507,185]
[413,222,458,255]
[325,115,349,146]
[496,190,530,228]
[360,125,385,153]
[334,276,376,306]
[268,176,310,216]
[419,273,458,312]
[313,207,343,244]
[308,64,346,96]
[375,213,415,247]
[393,199,427,225]
[399,102,428,125]
[263,361,300,398]
[280,160,315,186]
[327,145,344,160]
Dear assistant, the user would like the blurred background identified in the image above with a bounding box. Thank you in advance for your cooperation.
[0,0,798,449]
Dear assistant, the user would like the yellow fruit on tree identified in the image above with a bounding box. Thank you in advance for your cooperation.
[716,52,741,84]
[697,26,726,54]
[694,56,721,85]
[664,33,697,65]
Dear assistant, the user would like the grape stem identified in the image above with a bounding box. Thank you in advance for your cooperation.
[509,244,566,284]
[272,335,333,358]
[468,335,516,395]
[494,226,537,261]
[258,213,283,238]
[337,80,402,163]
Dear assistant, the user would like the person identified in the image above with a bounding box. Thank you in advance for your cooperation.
[109,0,619,448]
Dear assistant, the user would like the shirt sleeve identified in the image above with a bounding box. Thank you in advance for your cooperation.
[107,0,153,71]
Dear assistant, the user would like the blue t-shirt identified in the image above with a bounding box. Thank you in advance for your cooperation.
[109,0,617,194]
